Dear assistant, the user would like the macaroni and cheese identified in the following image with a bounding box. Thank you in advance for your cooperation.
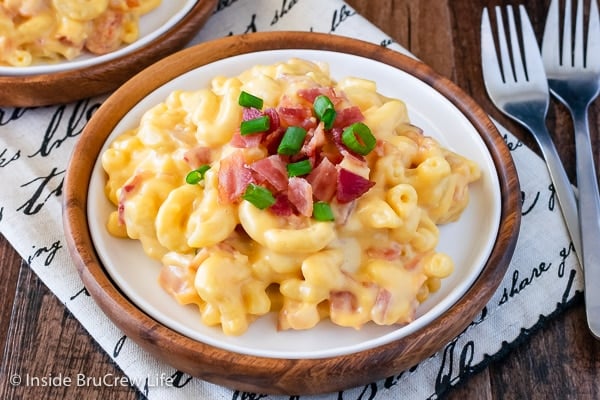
[0,0,161,66]
[101,59,481,336]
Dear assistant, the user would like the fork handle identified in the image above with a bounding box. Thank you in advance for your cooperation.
[525,119,583,265]
[572,106,600,339]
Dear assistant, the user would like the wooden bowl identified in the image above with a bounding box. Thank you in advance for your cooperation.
[63,31,521,395]
[0,0,217,108]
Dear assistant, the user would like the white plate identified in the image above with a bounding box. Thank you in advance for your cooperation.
[0,0,197,76]
[87,49,501,359]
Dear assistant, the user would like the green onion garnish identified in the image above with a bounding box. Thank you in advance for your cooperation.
[277,126,307,155]
[286,159,312,177]
[238,91,263,109]
[240,115,270,135]
[185,165,211,184]
[242,183,276,209]
[313,95,337,129]
[313,201,335,221]
[341,122,377,155]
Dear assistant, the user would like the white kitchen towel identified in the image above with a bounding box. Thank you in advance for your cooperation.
[0,1,582,399]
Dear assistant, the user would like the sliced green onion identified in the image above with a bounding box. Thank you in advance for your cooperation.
[238,91,263,109]
[240,115,270,135]
[313,95,337,129]
[341,122,377,155]
[286,159,312,177]
[242,183,276,209]
[277,126,307,155]
[185,165,211,184]
[313,201,335,221]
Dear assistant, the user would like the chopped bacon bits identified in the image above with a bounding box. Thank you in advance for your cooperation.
[277,106,316,129]
[269,194,294,216]
[218,151,254,204]
[249,155,289,192]
[217,87,376,218]
[298,87,340,104]
[243,107,263,121]
[301,123,327,159]
[306,157,338,202]
[366,242,403,261]
[287,177,314,217]
[230,130,264,148]
[371,288,393,324]
[263,108,281,134]
[330,290,359,315]
[336,168,376,203]
[332,106,364,129]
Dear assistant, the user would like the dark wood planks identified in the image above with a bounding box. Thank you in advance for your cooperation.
[1,0,599,399]
[0,235,142,400]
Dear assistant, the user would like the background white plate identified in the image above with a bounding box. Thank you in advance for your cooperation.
[87,49,501,359]
[0,0,197,76]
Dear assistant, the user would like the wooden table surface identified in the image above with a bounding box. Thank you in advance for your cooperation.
[2,0,600,399]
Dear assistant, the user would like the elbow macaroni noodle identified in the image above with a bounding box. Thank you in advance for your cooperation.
[0,0,161,66]
[102,59,482,336]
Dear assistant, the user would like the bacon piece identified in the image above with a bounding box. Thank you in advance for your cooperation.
[263,108,281,134]
[237,108,280,149]
[261,127,286,155]
[242,107,263,121]
[230,130,263,148]
[336,168,375,203]
[183,146,212,168]
[217,151,254,204]
[320,137,344,165]
[298,87,340,104]
[85,10,124,54]
[371,288,393,324]
[269,193,294,216]
[338,151,369,178]
[330,128,344,147]
[367,242,403,261]
[330,291,359,314]
[301,122,326,158]
[306,157,338,202]
[259,108,285,153]
[243,107,280,131]
[249,155,288,192]
[277,106,316,130]
[287,177,313,217]
[332,106,364,129]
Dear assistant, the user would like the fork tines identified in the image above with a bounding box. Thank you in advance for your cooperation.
[542,0,600,72]
[482,5,547,87]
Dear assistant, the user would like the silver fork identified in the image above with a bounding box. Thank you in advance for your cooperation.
[542,0,600,339]
[481,6,583,266]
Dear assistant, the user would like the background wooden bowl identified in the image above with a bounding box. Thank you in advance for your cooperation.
[63,32,521,395]
[0,0,217,108]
